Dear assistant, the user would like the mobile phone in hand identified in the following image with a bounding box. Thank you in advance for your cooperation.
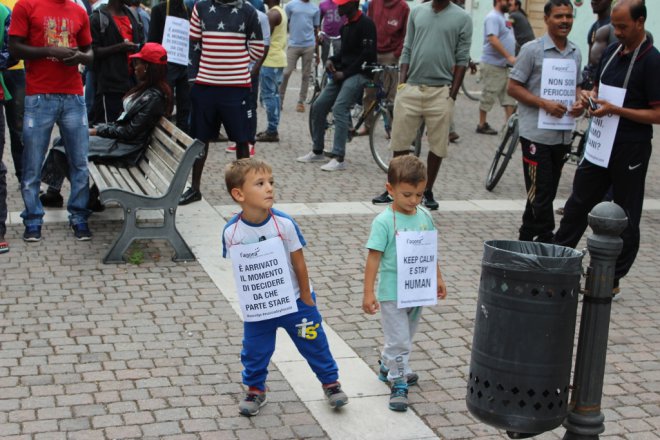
[587,96,598,111]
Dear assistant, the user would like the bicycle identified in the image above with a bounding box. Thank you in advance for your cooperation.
[308,57,325,105]
[307,64,423,172]
[307,32,340,105]
[307,69,364,145]
[484,112,587,191]
[460,60,480,101]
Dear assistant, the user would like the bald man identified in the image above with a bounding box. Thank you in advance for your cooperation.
[554,0,660,294]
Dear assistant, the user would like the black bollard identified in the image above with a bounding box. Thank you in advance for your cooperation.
[563,202,628,440]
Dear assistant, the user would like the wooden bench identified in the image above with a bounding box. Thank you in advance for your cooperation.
[88,117,205,264]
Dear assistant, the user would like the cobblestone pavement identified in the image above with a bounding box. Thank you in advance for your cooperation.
[1,74,660,439]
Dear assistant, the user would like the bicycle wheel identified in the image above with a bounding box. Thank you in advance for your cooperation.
[412,122,424,157]
[369,108,422,172]
[461,70,480,101]
[369,107,394,172]
[485,114,519,191]
[308,72,328,137]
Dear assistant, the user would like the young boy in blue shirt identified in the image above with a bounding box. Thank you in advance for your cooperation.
[363,155,447,412]
[222,158,348,416]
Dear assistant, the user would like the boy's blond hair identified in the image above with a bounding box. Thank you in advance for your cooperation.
[387,155,427,186]
[224,158,273,201]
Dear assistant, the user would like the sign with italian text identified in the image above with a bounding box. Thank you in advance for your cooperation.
[538,58,577,130]
[583,83,626,168]
[162,16,189,66]
[229,236,298,322]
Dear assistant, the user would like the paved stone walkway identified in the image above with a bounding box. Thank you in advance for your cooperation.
[1,75,660,439]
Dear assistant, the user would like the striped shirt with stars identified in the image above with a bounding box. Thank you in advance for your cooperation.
[189,0,265,87]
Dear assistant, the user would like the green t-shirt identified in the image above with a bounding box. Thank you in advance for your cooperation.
[400,1,473,86]
[0,4,11,101]
[366,206,436,302]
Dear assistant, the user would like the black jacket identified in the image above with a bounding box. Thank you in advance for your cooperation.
[91,4,144,94]
[92,87,168,164]
[329,13,377,79]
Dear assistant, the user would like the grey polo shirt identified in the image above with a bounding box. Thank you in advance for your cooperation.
[509,34,582,145]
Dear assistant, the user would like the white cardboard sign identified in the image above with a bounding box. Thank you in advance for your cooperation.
[538,58,577,130]
[230,236,298,322]
[396,230,438,309]
[583,83,626,168]
[162,16,190,66]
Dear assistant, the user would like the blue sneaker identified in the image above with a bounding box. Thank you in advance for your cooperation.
[71,222,92,241]
[23,225,42,242]
[389,379,409,412]
[378,361,418,386]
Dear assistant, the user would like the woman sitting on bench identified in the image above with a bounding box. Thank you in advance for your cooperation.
[40,43,173,209]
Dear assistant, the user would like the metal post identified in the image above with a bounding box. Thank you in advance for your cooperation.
[563,202,628,440]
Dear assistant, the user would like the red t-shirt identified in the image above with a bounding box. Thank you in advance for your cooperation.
[9,0,92,95]
[113,15,133,75]
[113,15,132,41]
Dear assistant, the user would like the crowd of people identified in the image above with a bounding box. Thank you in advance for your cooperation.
[0,0,658,419]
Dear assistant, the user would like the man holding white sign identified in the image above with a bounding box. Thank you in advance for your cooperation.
[507,0,583,243]
[149,0,192,133]
[554,0,660,293]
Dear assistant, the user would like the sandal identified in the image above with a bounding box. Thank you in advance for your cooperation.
[0,240,9,254]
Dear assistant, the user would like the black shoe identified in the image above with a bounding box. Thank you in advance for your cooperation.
[179,187,202,206]
[255,131,280,142]
[39,190,64,208]
[71,222,92,241]
[87,185,105,212]
[476,123,498,135]
[372,191,393,205]
[423,189,439,210]
[23,225,42,242]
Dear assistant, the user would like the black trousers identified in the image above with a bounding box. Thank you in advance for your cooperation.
[167,63,191,134]
[92,92,124,125]
[554,140,652,280]
[3,69,25,181]
[519,137,570,243]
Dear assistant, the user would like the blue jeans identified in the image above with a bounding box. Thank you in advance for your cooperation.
[310,74,368,159]
[21,94,91,227]
[259,67,283,133]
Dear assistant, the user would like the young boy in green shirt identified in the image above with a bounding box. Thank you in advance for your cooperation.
[363,155,447,411]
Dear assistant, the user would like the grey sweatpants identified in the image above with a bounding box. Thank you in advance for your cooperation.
[380,301,422,381]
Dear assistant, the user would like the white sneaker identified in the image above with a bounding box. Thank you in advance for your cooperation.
[297,151,325,163]
[320,158,347,171]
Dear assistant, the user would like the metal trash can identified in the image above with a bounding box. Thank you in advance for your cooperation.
[467,240,584,437]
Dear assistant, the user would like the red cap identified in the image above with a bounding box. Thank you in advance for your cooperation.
[332,0,356,5]
[129,42,168,65]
